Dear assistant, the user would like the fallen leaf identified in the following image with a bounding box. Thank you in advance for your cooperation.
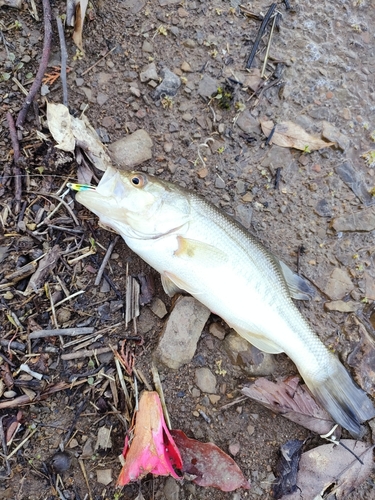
[47,102,75,152]
[72,0,88,52]
[281,440,374,499]
[170,429,250,491]
[272,440,304,499]
[71,114,112,171]
[242,376,337,436]
[260,119,334,151]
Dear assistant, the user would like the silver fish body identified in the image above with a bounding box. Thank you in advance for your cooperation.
[77,167,375,436]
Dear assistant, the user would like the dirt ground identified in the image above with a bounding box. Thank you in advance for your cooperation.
[1,0,375,499]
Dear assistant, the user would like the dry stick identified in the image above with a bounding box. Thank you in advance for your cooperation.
[261,11,278,78]
[81,46,116,76]
[29,327,94,339]
[6,112,22,213]
[16,0,52,128]
[245,2,277,69]
[56,16,68,107]
[94,236,119,286]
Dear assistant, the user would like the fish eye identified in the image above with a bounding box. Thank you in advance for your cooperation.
[130,174,146,188]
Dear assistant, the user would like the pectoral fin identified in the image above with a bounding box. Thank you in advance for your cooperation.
[278,260,315,300]
[174,236,228,267]
[161,271,202,296]
[233,326,284,354]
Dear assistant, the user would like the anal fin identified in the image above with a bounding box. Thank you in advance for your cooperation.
[161,271,202,297]
[232,326,284,354]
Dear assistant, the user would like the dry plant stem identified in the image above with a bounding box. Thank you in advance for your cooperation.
[94,235,119,286]
[78,459,93,500]
[29,327,94,339]
[151,362,171,429]
[81,46,116,76]
[6,112,22,213]
[7,428,37,460]
[261,12,278,78]
[60,346,112,360]
[245,2,277,69]
[16,0,52,128]
[56,16,68,107]
[0,417,11,477]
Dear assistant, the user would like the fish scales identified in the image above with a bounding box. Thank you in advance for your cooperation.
[76,167,375,436]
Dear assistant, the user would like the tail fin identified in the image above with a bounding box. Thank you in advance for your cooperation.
[301,356,375,438]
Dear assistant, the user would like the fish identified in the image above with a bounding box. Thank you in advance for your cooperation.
[75,166,375,437]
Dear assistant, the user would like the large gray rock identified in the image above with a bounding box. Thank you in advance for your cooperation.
[108,129,153,169]
[154,296,210,369]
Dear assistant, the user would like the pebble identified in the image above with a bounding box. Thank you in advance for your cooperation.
[152,67,181,100]
[322,121,350,151]
[154,296,210,369]
[142,40,153,53]
[96,469,112,486]
[324,300,359,312]
[324,268,354,300]
[223,331,275,376]
[183,38,196,48]
[181,61,192,72]
[197,74,219,98]
[164,477,180,500]
[215,176,226,189]
[182,113,193,122]
[247,424,255,436]
[4,390,17,398]
[108,129,153,168]
[229,442,240,456]
[139,62,159,83]
[331,207,375,232]
[209,322,226,340]
[195,367,217,393]
[197,167,208,178]
[236,110,261,135]
[150,297,168,318]
[235,204,253,229]
[315,199,332,217]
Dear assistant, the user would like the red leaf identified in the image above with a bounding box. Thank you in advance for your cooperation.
[170,429,250,491]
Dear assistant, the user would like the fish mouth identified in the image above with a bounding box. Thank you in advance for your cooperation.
[96,166,124,198]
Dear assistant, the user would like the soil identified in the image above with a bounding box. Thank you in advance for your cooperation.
[1,1,375,499]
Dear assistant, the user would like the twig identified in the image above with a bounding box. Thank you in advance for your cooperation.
[94,236,119,286]
[245,3,277,69]
[6,112,22,213]
[16,0,52,128]
[0,416,11,478]
[151,363,171,429]
[7,427,38,460]
[261,12,278,78]
[29,327,94,339]
[274,167,282,189]
[27,191,79,225]
[47,290,85,311]
[56,16,68,107]
[78,459,93,500]
[60,346,112,361]
[265,124,276,146]
[81,46,116,76]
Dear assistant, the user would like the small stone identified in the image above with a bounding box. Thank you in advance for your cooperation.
[152,67,181,100]
[4,390,17,398]
[324,268,354,300]
[315,199,332,217]
[182,113,193,122]
[331,208,375,232]
[195,367,217,393]
[181,61,192,72]
[243,69,262,91]
[209,394,221,404]
[236,110,261,135]
[164,477,180,500]
[247,424,255,436]
[229,442,240,456]
[81,437,94,459]
[326,91,334,99]
[97,92,109,106]
[197,167,208,178]
[68,438,79,449]
[224,331,275,376]
[150,297,168,318]
[129,86,141,97]
[95,427,112,451]
[3,291,14,300]
[197,75,218,98]
[57,308,71,324]
[215,176,226,189]
[178,7,189,17]
[322,120,350,151]
[139,62,159,83]
[154,296,210,369]
[364,272,375,300]
[96,469,112,486]
[183,39,196,48]
[209,322,226,340]
[235,204,253,229]
[142,40,154,53]
[109,129,153,168]
[324,300,359,312]
[191,387,201,398]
